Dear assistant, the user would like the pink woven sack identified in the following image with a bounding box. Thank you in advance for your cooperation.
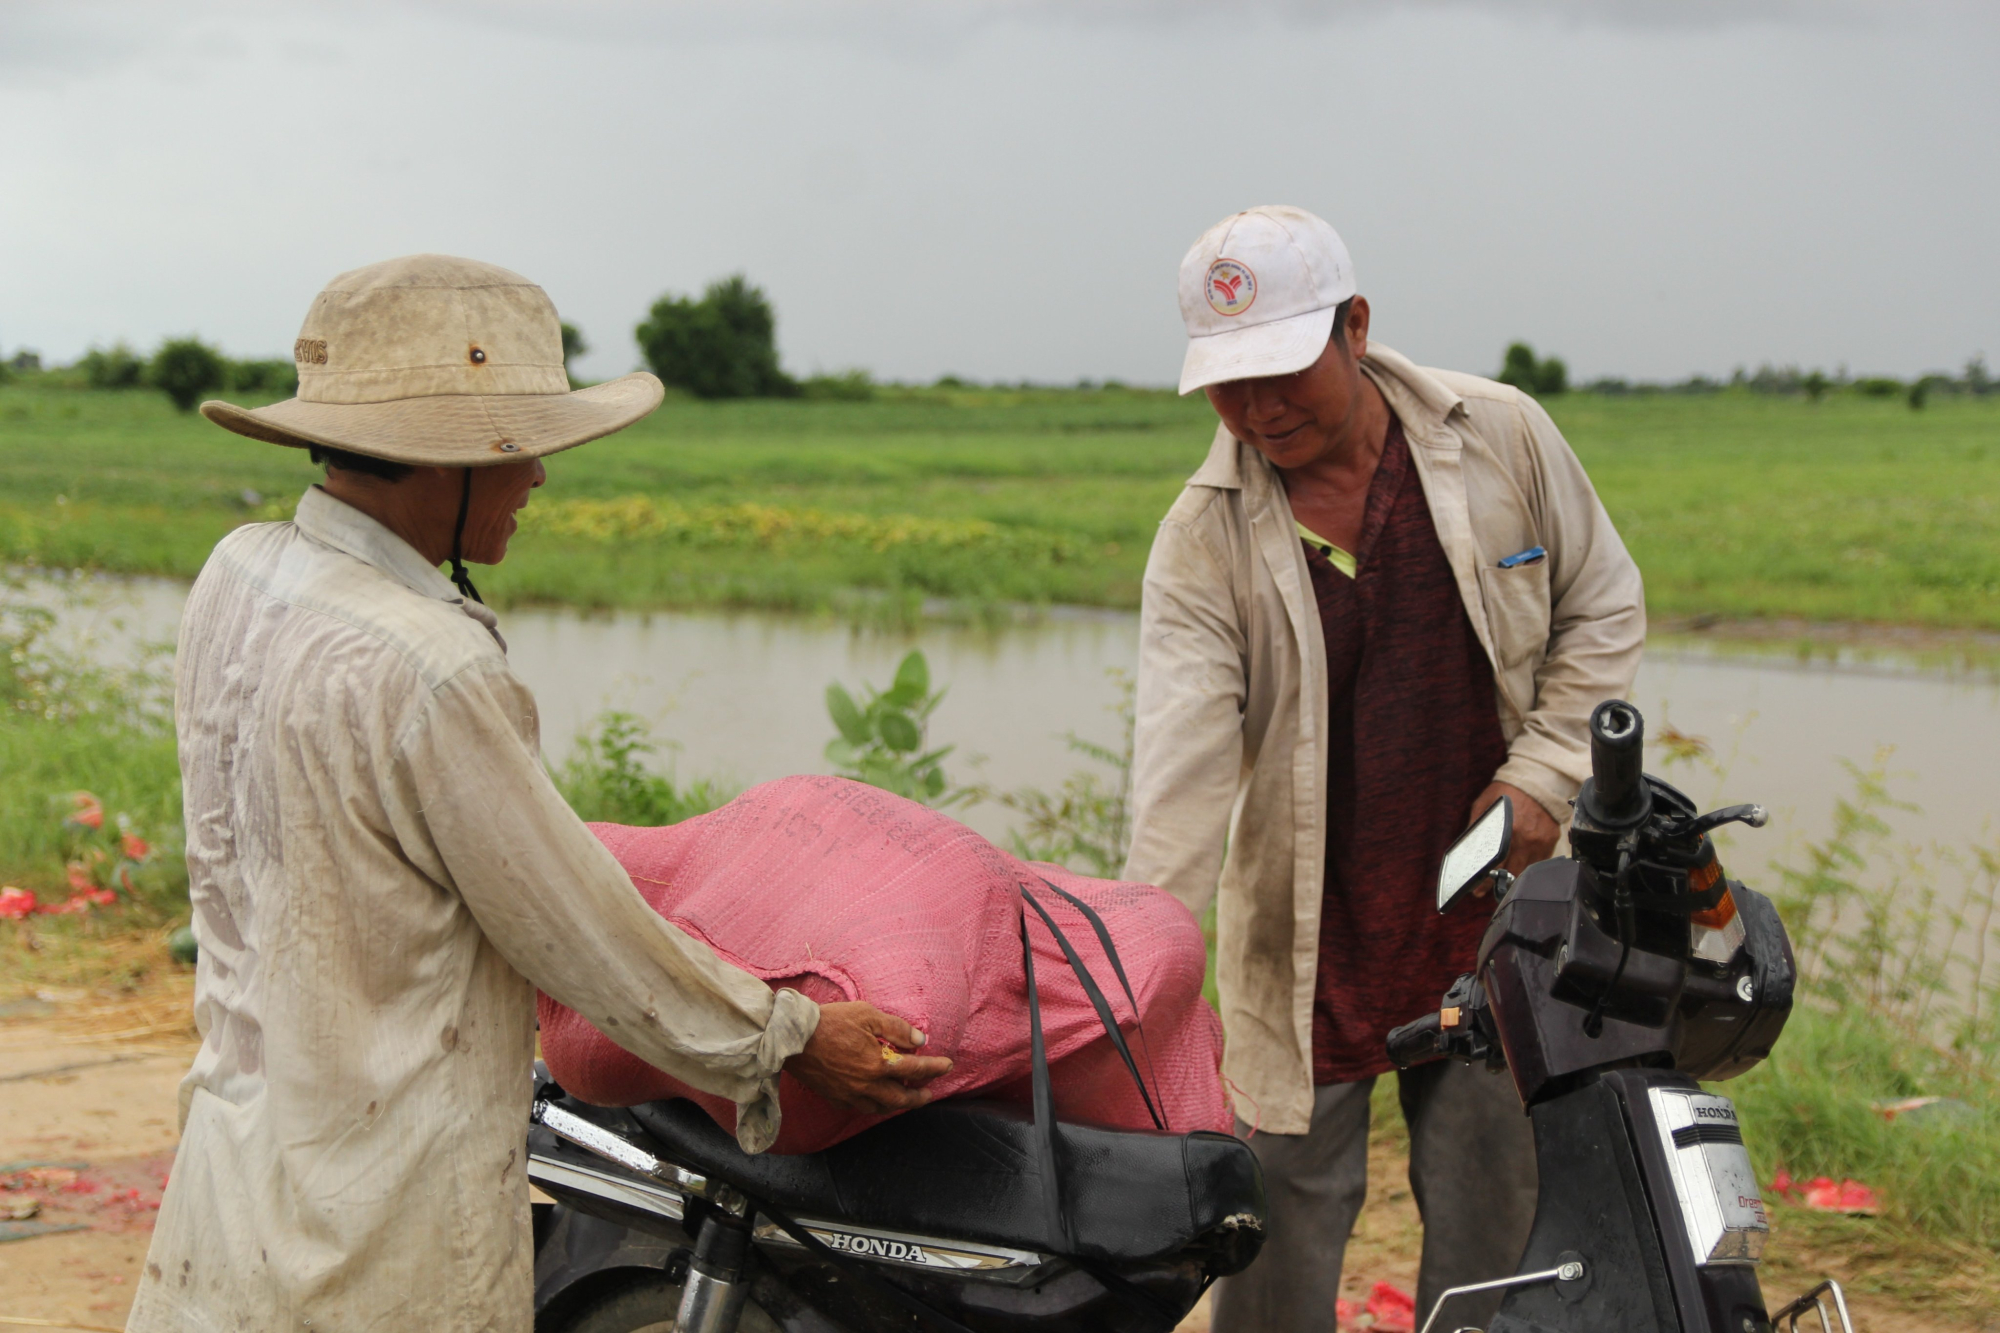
[537,775,1229,1153]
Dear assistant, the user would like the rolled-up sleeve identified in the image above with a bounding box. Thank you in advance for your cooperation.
[396,659,818,1153]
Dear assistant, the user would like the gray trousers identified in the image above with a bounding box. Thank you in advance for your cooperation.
[1211,1060,1539,1333]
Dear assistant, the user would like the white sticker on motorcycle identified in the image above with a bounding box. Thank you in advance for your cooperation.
[1648,1088,1770,1265]
[753,1219,1042,1273]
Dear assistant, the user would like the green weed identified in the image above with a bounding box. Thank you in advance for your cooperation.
[822,649,971,806]
[979,670,1136,878]
[552,711,735,827]
[1713,758,2000,1255]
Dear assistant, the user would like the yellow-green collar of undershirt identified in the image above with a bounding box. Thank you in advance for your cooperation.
[1296,519,1357,578]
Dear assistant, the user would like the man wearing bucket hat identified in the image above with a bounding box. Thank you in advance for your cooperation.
[128,255,950,1332]
[1124,209,1644,1328]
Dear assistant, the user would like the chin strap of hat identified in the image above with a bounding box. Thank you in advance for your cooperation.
[449,468,483,604]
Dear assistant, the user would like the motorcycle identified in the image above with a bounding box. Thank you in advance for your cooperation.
[524,882,1268,1332]
[1386,700,1853,1333]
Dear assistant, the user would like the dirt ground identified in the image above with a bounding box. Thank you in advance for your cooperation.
[0,1011,192,1333]
[1,1003,1990,1333]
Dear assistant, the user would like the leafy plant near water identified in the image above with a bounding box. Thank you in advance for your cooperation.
[552,710,734,826]
[823,650,970,806]
[1647,731,2000,1266]
[978,670,1136,878]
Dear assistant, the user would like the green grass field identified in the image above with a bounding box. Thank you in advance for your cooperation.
[3,381,1997,627]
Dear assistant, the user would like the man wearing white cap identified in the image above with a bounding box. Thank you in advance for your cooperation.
[128,255,949,1332]
[1124,208,1644,1327]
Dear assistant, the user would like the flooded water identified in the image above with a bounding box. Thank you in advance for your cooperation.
[36,576,2000,881]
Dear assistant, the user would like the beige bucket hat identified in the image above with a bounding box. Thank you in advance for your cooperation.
[202,254,664,465]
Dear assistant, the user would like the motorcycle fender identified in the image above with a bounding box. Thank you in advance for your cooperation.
[533,1203,686,1317]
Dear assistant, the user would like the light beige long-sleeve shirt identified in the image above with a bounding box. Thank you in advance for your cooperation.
[1124,346,1644,1134]
[129,486,818,1333]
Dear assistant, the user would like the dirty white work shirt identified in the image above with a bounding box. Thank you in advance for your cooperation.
[129,486,819,1333]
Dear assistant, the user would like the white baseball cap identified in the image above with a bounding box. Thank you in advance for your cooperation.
[1176,206,1356,395]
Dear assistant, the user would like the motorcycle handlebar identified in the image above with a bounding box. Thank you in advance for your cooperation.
[1386,1012,1445,1069]
[1587,699,1648,825]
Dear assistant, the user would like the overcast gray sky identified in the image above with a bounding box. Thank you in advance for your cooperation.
[3,0,1994,385]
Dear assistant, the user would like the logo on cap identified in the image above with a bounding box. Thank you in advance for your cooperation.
[1205,259,1257,317]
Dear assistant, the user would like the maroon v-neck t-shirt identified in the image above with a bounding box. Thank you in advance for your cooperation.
[1302,417,1510,1084]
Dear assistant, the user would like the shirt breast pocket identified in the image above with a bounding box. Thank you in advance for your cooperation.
[1478,556,1553,670]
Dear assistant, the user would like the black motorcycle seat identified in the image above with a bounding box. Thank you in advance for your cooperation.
[622,1095,1264,1268]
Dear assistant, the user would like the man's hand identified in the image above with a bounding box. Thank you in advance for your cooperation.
[785,1001,953,1116]
[1469,781,1562,884]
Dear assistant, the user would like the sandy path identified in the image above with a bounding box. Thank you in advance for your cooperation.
[0,1021,194,1332]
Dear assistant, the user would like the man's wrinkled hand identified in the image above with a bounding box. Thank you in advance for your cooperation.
[785,1001,953,1116]
[1470,781,1562,884]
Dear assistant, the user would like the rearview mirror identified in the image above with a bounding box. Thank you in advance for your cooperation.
[1437,795,1513,914]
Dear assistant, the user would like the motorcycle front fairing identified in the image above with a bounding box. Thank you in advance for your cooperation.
[1475,843,1797,1111]
[1387,701,1843,1333]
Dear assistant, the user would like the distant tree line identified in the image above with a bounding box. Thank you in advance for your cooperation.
[5,300,1993,412]
[0,338,302,411]
[0,322,601,412]
[1576,355,1994,410]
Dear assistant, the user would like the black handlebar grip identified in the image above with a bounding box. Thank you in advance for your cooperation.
[1588,699,1647,825]
[1386,1012,1445,1069]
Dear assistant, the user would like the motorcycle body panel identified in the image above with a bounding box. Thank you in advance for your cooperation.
[527,1071,1265,1333]
[1494,1071,1772,1333]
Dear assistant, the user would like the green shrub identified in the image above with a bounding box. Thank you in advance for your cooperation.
[635,275,797,400]
[227,358,299,397]
[149,337,227,412]
[1497,341,1568,396]
[79,343,146,390]
[560,322,588,389]
[552,711,733,826]
[1854,376,1903,398]
[801,370,876,402]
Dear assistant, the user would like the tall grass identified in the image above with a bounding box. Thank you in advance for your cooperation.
[1,574,187,1002]
[1721,754,2000,1253]
[0,572,185,919]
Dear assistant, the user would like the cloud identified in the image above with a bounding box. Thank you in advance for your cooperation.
[389,0,1882,44]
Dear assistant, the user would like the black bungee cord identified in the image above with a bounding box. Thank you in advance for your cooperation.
[449,467,483,604]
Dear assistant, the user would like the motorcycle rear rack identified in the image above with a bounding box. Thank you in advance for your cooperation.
[1770,1279,1854,1333]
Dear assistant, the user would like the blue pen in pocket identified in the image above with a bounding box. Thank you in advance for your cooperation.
[1498,545,1547,569]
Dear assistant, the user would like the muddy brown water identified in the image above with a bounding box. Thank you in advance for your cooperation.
[40,577,2000,891]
